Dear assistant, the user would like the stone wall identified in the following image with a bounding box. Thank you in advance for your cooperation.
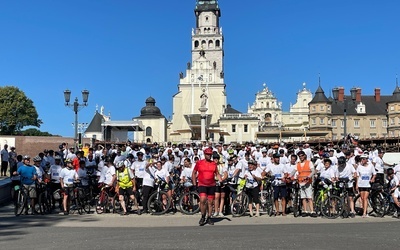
[0,136,91,157]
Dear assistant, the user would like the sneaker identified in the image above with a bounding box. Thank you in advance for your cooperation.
[393,211,398,217]
[199,216,206,226]
[255,212,260,217]
[206,217,214,225]
[220,213,225,217]
[310,212,318,218]
[137,209,141,215]
[301,212,309,217]
[213,212,219,217]
[64,211,69,215]
[249,210,254,217]
[349,212,355,218]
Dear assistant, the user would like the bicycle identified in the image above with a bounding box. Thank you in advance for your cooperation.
[95,184,117,214]
[292,180,303,217]
[14,184,29,216]
[230,179,250,217]
[257,177,274,216]
[354,182,386,217]
[314,179,343,219]
[332,178,353,218]
[178,181,200,215]
[35,181,52,215]
[147,178,171,215]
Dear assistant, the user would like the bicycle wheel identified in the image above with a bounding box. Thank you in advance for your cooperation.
[371,192,386,217]
[147,191,171,215]
[179,191,200,215]
[74,197,84,215]
[382,192,395,216]
[230,193,249,217]
[293,192,301,218]
[321,195,343,219]
[14,188,26,216]
[37,192,51,215]
[112,195,122,214]
[95,192,109,214]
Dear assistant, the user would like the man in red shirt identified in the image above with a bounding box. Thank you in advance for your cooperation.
[192,147,222,226]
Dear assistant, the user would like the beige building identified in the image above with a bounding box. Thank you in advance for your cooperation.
[169,0,227,142]
[308,83,400,141]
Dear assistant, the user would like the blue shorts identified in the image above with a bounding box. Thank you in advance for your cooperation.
[273,185,287,200]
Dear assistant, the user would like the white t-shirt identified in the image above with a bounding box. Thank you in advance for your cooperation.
[180,167,193,182]
[357,163,376,188]
[337,162,356,188]
[162,161,174,173]
[394,164,400,181]
[252,151,263,161]
[48,164,63,183]
[372,157,384,174]
[244,169,261,189]
[103,166,116,186]
[236,159,248,178]
[319,167,336,181]
[285,163,297,178]
[266,163,287,186]
[60,168,77,187]
[393,188,400,200]
[154,168,169,182]
[143,166,156,187]
[258,157,271,171]
[132,160,147,178]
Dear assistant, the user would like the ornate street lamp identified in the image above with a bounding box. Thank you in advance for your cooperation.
[64,89,89,151]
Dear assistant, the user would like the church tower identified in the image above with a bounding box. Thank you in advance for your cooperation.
[170,0,227,142]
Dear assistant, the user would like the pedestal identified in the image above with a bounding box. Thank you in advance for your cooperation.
[199,107,208,142]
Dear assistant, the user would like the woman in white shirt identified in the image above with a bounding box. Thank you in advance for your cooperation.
[356,155,376,218]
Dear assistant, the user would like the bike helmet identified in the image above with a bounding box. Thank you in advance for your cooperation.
[33,156,42,162]
[116,161,125,169]
[23,155,31,160]
[64,158,72,163]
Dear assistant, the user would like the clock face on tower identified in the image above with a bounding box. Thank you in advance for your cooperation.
[197,74,204,82]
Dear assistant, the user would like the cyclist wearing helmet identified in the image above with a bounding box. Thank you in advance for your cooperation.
[337,156,357,217]
[116,161,139,215]
[32,155,46,182]
[192,147,222,226]
[59,159,78,215]
[15,155,38,214]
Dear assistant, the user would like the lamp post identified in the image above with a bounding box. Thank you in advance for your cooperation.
[332,87,356,143]
[64,90,89,151]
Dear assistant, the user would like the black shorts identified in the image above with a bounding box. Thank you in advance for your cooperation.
[358,187,370,192]
[119,187,133,197]
[273,186,287,200]
[347,187,355,197]
[63,187,74,197]
[198,186,216,199]
[246,187,260,204]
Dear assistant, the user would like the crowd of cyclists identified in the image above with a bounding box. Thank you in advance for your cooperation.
[9,140,400,223]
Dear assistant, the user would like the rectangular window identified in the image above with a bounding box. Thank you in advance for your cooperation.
[332,119,336,126]
[332,135,337,140]
[312,118,316,125]
[232,124,236,133]
[320,106,324,111]
[341,120,344,128]
[354,119,360,128]
[244,124,248,133]
[383,120,387,127]
[391,118,395,125]
[370,133,376,138]
[320,118,324,124]
[327,105,331,111]
[312,106,316,111]
[370,119,376,128]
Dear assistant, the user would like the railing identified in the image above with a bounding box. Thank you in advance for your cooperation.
[220,113,258,119]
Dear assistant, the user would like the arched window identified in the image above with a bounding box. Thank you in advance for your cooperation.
[216,40,220,47]
[194,40,199,48]
[146,138,151,143]
[201,40,206,46]
[146,127,152,136]
[208,40,213,48]
[265,113,272,123]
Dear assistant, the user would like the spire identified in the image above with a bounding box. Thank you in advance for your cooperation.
[318,73,321,87]
[397,74,398,88]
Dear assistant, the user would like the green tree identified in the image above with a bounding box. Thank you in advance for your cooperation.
[0,86,42,135]
[20,128,53,136]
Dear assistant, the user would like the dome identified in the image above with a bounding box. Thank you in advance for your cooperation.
[140,96,162,117]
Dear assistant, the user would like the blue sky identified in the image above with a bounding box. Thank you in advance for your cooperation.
[1,0,399,137]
